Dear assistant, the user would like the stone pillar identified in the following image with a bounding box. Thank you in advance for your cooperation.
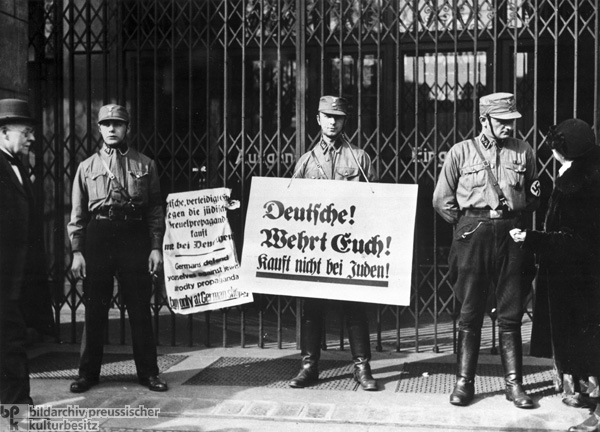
[0,1,29,98]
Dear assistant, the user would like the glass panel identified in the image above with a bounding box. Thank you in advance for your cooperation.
[229,55,297,179]
[328,54,380,137]
[130,50,213,193]
[507,0,535,28]
[245,0,296,40]
[403,51,487,155]
[398,0,495,32]
[248,58,297,136]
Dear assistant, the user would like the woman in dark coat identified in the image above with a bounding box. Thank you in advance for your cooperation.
[511,119,600,432]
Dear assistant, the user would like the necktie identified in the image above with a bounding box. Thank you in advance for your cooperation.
[104,145,128,185]
[116,151,127,188]
[4,153,19,166]
[105,143,128,154]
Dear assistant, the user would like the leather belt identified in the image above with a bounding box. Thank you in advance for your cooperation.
[94,211,142,221]
[461,209,520,219]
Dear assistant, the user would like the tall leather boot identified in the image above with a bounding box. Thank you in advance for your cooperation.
[348,320,378,391]
[450,329,480,406]
[499,331,534,409]
[289,317,321,388]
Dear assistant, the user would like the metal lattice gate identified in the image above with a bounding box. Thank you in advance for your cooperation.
[28,0,599,352]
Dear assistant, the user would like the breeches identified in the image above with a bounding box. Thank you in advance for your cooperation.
[449,216,529,332]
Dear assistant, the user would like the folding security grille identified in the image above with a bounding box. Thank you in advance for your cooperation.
[28,0,599,351]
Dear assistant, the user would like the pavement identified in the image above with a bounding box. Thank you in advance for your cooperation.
[3,313,594,432]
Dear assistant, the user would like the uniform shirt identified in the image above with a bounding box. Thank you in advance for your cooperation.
[433,133,540,224]
[293,136,375,182]
[68,144,165,252]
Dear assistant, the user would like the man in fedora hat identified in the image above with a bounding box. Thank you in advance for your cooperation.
[0,98,52,405]
[67,104,167,393]
[288,95,378,391]
[433,92,541,408]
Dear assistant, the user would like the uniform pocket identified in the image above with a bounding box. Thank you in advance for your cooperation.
[128,169,149,198]
[459,163,486,188]
[505,162,526,189]
[506,163,527,189]
[334,166,359,181]
[88,171,108,201]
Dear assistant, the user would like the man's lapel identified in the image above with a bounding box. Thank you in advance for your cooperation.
[0,153,30,198]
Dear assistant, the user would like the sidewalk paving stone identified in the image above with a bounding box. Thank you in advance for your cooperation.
[23,343,591,432]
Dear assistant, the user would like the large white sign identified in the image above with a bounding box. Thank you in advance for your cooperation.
[240,177,418,305]
[163,188,252,314]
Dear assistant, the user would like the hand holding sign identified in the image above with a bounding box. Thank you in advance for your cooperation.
[163,188,252,314]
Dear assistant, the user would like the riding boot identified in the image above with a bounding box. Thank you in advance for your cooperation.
[348,320,378,391]
[499,331,534,409]
[289,317,321,388]
[450,329,480,406]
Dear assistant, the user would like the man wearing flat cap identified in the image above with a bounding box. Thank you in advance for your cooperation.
[288,95,378,391]
[0,98,53,405]
[68,104,167,393]
[433,92,541,408]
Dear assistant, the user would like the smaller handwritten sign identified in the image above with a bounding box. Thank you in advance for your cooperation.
[163,188,253,314]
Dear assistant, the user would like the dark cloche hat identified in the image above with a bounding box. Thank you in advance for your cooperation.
[479,92,522,120]
[0,99,35,126]
[545,118,597,160]
[98,104,130,124]
[318,96,348,116]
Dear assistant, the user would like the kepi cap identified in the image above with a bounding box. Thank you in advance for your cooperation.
[98,104,130,124]
[318,96,348,116]
[479,92,521,120]
[0,99,35,126]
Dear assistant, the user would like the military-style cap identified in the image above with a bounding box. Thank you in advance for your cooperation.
[479,92,521,120]
[0,99,35,126]
[98,104,130,124]
[318,96,348,116]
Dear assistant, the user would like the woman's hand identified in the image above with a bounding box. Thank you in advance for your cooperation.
[510,228,527,243]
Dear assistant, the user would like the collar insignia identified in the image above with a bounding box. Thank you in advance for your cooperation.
[480,134,499,149]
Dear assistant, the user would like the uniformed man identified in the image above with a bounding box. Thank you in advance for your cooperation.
[288,95,378,391]
[67,104,167,393]
[433,92,541,408]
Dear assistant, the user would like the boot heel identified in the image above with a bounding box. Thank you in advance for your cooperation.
[450,377,475,406]
[353,359,378,391]
[289,364,319,388]
[505,382,534,408]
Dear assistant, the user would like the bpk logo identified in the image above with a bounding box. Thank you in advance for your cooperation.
[0,404,28,431]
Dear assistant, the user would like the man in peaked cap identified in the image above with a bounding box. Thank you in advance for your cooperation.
[288,95,378,391]
[68,104,167,393]
[0,98,53,405]
[433,92,541,408]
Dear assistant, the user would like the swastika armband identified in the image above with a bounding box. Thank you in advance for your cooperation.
[530,180,541,197]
